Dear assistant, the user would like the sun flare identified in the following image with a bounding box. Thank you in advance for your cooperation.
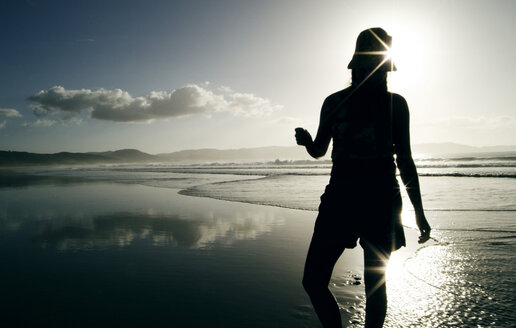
[387,28,428,91]
[386,251,406,278]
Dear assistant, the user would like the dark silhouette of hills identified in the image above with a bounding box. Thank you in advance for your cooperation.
[1,143,516,167]
[0,149,154,167]
[155,146,308,163]
[0,147,309,167]
[89,149,156,161]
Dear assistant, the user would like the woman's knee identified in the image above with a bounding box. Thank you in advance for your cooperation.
[302,274,326,296]
[302,274,314,293]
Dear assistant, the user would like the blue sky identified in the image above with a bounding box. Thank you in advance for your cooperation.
[1,0,515,153]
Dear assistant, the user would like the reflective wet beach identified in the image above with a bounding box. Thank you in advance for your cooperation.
[1,175,353,327]
[1,169,515,327]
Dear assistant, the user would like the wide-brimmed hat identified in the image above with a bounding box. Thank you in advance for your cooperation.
[347,27,397,71]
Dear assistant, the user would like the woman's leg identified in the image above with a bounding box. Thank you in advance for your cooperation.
[302,236,346,328]
[362,241,391,328]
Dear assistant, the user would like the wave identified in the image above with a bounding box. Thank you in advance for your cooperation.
[418,173,516,178]
[95,162,516,169]
[180,186,516,214]
[282,172,516,178]
[416,163,516,169]
[178,189,318,212]
[280,172,516,178]
[436,228,516,234]
[418,156,516,162]
[94,168,516,179]
[416,163,516,168]
[31,164,516,180]
[425,209,516,212]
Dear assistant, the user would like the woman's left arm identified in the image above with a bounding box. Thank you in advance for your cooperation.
[393,95,431,243]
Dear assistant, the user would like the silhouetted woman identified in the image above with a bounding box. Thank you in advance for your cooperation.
[295,28,431,328]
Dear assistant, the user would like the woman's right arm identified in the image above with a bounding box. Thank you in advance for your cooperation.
[295,99,332,159]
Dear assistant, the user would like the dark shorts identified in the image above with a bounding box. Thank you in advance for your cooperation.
[313,176,405,252]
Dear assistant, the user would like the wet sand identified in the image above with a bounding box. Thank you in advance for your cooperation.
[0,172,424,327]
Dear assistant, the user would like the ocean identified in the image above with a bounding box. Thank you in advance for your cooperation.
[0,152,515,327]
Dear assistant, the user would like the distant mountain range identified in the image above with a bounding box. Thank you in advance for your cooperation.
[1,143,516,167]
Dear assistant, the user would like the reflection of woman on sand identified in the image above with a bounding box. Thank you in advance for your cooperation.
[296,28,431,328]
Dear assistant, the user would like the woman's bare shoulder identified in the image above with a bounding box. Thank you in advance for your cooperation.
[389,92,408,106]
[389,92,409,117]
[325,86,354,102]
[321,87,354,115]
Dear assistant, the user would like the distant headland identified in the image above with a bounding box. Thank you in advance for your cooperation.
[1,143,516,167]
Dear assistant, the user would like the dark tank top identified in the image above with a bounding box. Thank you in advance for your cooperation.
[330,89,394,161]
[327,87,396,181]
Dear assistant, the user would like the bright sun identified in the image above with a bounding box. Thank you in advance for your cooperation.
[387,27,428,92]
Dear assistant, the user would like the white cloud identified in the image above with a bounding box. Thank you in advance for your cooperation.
[0,121,5,129]
[0,108,22,118]
[218,85,233,93]
[64,117,84,125]
[227,92,282,117]
[27,84,282,122]
[21,119,57,128]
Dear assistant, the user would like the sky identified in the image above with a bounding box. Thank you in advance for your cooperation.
[1,0,515,153]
